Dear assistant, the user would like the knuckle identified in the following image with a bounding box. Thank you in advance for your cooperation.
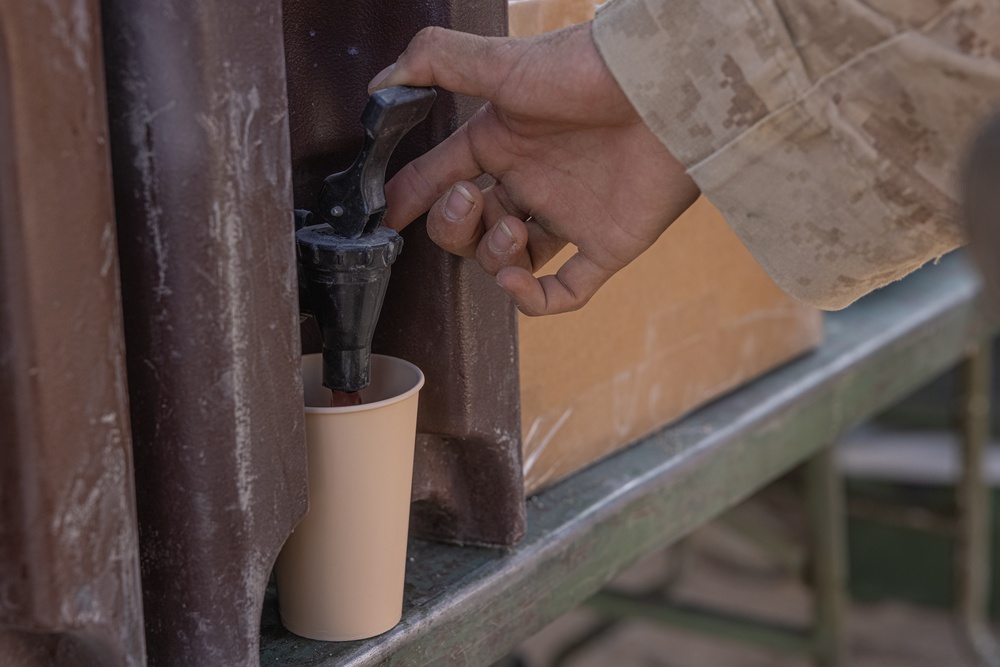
[412,26,444,52]
[429,211,478,257]
[397,27,436,71]
[551,290,588,315]
[426,214,448,246]
[568,290,593,313]
[403,162,435,201]
[428,222,463,254]
[476,253,501,276]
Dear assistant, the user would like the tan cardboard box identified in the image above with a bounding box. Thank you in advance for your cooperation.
[508,0,600,36]
[512,1,824,494]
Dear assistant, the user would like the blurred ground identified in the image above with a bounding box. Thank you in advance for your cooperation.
[512,498,985,667]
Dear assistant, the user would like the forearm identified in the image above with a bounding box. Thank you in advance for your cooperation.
[594,0,1000,309]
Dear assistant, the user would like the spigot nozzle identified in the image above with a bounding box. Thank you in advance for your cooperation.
[296,225,403,392]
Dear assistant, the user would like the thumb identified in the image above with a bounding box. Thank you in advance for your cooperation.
[368,27,513,100]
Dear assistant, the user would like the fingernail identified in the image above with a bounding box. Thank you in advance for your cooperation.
[368,63,397,92]
[489,220,515,253]
[444,184,475,220]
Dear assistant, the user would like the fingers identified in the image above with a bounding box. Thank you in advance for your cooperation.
[425,180,613,315]
[496,253,614,316]
[383,123,482,231]
[426,182,484,258]
[425,180,533,273]
[475,215,534,275]
[427,181,567,275]
[368,27,513,100]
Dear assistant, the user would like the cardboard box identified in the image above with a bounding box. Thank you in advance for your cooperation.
[512,2,824,494]
[508,0,600,36]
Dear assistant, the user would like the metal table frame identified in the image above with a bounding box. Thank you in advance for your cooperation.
[261,254,997,666]
[563,342,994,667]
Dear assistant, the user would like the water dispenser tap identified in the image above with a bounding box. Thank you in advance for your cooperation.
[297,86,436,392]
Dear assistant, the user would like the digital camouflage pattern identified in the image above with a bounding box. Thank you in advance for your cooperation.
[594,0,1000,309]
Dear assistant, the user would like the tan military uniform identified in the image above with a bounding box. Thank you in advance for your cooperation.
[593,0,1000,309]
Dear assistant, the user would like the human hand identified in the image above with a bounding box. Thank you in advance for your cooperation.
[371,22,700,315]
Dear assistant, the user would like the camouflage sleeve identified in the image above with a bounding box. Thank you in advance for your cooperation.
[593,0,1000,309]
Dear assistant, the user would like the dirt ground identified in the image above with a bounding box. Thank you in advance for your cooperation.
[512,501,987,667]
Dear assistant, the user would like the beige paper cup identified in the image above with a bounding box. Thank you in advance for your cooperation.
[275,353,424,641]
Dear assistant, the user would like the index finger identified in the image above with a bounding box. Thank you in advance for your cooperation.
[383,122,483,231]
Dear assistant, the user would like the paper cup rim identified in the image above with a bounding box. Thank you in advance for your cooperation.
[303,353,424,415]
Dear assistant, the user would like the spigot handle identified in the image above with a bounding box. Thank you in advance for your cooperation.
[317,86,437,238]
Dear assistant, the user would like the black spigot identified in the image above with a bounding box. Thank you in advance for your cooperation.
[297,86,436,392]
